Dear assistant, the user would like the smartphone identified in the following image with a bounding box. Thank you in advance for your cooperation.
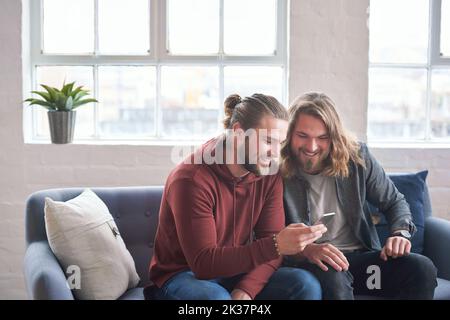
[313,212,336,227]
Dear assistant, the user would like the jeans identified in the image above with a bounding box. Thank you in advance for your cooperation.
[293,250,438,300]
[147,267,322,300]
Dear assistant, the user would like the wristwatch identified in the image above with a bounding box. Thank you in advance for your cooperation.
[392,230,412,240]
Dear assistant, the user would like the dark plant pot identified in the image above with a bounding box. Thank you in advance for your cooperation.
[47,111,76,144]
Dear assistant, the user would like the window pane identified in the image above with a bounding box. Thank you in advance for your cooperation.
[98,0,149,54]
[167,0,219,55]
[431,69,450,138]
[98,66,156,137]
[441,0,450,57]
[35,66,94,139]
[369,0,429,63]
[224,66,283,102]
[161,66,219,138]
[224,0,277,55]
[43,0,94,54]
[368,68,427,140]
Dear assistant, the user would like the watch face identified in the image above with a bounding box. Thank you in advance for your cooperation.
[398,230,411,239]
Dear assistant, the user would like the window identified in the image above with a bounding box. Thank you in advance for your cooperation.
[28,0,287,143]
[368,0,450,142]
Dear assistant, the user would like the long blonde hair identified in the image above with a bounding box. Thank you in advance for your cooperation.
[280,92,364,178]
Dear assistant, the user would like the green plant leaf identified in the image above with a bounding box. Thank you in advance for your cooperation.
[31,90,51,101]
[72,98,98,109]
[28,81,97,111]
[65,96,74,110]
[62,81,75,96]
[54,91,68,111]
[25,99,56,111]
[40,84,59,102]
[73,91,89,101]
[70,86,84,98]
[25,98,50,106]
[51,85,61,93]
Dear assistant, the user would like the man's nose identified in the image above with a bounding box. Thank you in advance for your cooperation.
[305,139,318,152]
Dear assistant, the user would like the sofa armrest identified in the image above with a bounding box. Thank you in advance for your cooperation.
[23,241,74,300]
[424,217,450,281]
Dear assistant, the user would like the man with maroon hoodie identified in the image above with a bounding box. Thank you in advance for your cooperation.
[147,94,327,300]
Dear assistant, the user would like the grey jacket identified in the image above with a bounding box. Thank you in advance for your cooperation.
[283,143,416,251]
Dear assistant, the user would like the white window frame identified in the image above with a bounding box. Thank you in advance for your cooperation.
[369,0,450,146]
[27,0,288,144]
[431,0,450,65]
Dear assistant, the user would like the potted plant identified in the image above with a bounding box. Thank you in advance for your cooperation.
[25,81,98,144]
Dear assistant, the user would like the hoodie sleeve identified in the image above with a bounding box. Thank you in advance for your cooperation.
[167,178,280,280]
[233,174,285,299]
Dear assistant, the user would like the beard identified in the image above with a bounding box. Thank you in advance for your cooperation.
[243,162,260,175]
[238,141,276,176]
[235,141,261,175]
[296,147,329,174]
[243,159,278,176]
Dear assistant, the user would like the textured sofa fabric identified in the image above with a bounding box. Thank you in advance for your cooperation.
[24,186,161,300]
[24,180,450,300]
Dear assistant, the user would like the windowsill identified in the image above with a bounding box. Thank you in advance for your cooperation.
[24,138,205,147]
[25,139,450,149]
[368,141,450,149]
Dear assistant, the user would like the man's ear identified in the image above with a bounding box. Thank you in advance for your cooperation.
[232,122,243,133]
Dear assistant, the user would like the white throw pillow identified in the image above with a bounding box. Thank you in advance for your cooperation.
[44,189,140,300]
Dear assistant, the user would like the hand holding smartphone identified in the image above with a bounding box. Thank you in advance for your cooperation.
[313,212,336,227]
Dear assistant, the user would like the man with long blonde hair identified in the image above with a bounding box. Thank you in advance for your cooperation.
[280,92,437,299]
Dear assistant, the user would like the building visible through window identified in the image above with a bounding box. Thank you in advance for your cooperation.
[27,0,287,143]
[369,0,450,142]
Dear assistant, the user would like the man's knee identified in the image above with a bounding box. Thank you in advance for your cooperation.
[179,280,231,300]
[159,272,232,300]
[279,267,322,300]
[400,253,438,288]
[197,286,232,300]
[305,264,354,300]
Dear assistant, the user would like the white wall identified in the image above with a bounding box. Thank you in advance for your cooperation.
[0,0,448,299]
[289,0,369,140]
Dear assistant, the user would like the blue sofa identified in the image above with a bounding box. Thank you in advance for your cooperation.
[24,181,450,300]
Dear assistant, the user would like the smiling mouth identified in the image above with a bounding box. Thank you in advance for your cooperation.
[301,150,320,157]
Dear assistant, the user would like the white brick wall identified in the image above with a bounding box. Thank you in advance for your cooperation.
[289,0,369,140]
[371,147,450,219]
[0,0,448,299]
[0,0,27,299]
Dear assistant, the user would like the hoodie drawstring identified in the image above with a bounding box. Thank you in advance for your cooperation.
[233,182,236,247]
[232,181,256,246]
[249,183,255,244]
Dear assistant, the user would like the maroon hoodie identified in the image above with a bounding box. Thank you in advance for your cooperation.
[149,137,284,299]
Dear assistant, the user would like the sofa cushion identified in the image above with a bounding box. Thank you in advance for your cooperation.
[434,278,450,300]
[118,287,145,300]
[368,170,428,254]
[44,189,140,299]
